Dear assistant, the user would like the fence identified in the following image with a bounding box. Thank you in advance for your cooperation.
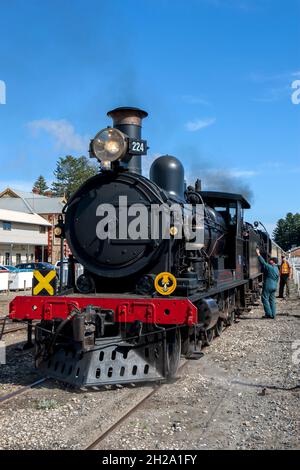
[8,272,33,290]
[0,271,32,292]
[0,264,84,293]
[0,271,9,291]
[289,257,300,297]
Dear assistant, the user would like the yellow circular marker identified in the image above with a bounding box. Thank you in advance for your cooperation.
[154,272,177,296]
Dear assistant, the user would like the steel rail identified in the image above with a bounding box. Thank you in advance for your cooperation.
[0,378,48,405]
[1,325,28,336]
[85,361,188,450]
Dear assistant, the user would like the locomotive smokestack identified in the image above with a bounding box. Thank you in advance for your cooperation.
[107,107,148,174]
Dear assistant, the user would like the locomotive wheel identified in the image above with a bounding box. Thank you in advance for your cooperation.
[227,310,235,326]
[215,318,224,337]
[166,329,181,378]
[203,328,214,346]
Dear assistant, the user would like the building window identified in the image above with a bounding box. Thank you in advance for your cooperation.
[16,253,21,264]
[39,226,46,234]
[5,252,10,265]
[3,221,11,231]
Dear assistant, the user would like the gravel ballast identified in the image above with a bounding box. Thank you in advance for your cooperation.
[0,288,299,450]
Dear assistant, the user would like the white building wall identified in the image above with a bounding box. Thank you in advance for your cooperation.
[0,221,48,245]
[0,220,48,265]
[0,244,35,265]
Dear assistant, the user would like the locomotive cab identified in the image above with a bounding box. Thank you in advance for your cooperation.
[200,191,250,278]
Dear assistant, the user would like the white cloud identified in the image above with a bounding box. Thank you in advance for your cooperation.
[249,70,300,102]
[28,119,89,154]
[185,118,216,132]
[182,95,211,106]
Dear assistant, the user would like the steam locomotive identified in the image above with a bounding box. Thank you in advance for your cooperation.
[9,107,273,387]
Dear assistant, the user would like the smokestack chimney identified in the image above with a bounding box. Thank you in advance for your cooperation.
[107,107,148,174]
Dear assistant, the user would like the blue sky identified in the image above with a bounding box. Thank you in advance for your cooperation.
[0,0,299,233]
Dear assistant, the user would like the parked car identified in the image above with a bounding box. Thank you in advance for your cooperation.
[4,265,31,272]
[3,265,18,272]
[55,259,69,268]
[0,265,9,272]
[15,262,55,271]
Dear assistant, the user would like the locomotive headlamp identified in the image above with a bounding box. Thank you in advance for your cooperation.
[54,226,62,237]
[90,128,127,163]
[170,226,178,236]
[54,215,65,238]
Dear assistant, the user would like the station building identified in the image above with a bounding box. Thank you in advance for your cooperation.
[0,188,66,264]
[0,208,51,265]
[289,246,300,258]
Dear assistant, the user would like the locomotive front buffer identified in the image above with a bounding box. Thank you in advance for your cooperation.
[10,295,199,387]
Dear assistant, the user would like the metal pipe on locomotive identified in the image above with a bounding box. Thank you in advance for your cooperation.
[9,107,271,387]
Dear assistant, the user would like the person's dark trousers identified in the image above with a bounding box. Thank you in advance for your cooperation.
[279,274,289,298]
[261,288,277,318]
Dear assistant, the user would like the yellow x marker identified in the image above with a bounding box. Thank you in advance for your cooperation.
[33,270,56,296]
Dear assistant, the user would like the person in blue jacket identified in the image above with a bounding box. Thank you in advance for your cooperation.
[256,248,279,319]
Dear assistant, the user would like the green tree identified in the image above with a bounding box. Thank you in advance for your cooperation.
[32,175,49,195]
[273,212,300,251]
[51,155,98,199]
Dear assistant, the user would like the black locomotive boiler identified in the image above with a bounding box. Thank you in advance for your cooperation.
[9,107,272,387]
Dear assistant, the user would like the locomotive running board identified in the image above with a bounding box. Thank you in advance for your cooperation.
[37,336,166,387]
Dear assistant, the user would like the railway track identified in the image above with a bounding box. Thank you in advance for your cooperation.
[0,318,35,338]
[1,325,28,336]
[85,361,189,450]
[0,378,48,405]
[84,325,234,450]
[0,361,189,449]
[0,321,232,449]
